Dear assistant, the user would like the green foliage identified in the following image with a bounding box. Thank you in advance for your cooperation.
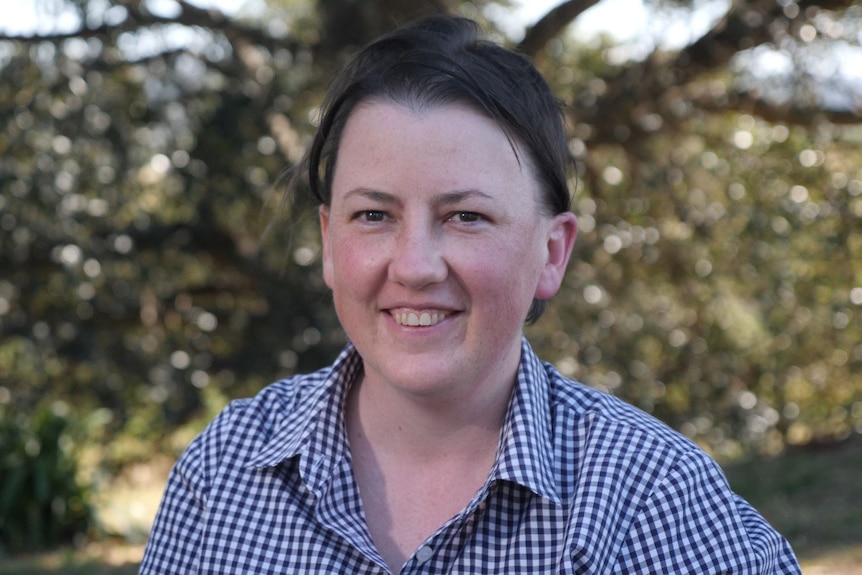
[525,32,862,458]
[0,403,92,554]
[536,6,859,459]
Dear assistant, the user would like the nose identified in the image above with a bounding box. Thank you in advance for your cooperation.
[388,224,448,289]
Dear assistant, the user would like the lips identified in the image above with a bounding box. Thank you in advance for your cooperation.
[392,310,447,326]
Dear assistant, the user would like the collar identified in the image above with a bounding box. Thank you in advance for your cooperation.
[246,343,362,491]
[489,337,562,505]
[246,337,561,504]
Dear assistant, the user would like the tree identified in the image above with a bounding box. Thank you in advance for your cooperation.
[518,0,862,458]
[1,0,860,488]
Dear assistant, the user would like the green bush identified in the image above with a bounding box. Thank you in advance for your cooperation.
[0,403,92,554]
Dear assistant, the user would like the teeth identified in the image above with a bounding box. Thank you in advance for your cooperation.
[394,311,447,326]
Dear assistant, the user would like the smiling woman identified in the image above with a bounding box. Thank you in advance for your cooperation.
[140,14,801,575]
[319,103,572,416]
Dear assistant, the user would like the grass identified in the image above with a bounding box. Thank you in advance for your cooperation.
[0,543,142,575]
[724,433,862,574]
[2,434,861,574]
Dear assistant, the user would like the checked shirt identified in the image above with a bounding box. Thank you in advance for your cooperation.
[140,338,801,574]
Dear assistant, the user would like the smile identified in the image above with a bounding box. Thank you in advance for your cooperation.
[392,311,447,326]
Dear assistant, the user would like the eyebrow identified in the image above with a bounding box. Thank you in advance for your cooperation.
[343,188,397,204]
[343,188,493,207]
[432,190,493,208]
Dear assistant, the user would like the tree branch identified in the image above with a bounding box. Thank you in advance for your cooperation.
[689,89,862,126]
[518,0,602,57]
[580,0,860,146]
[0,0,302,55]
[171,0,300,51]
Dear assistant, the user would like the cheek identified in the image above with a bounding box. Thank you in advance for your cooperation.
[328,235,386,293]
[457,238,541,304]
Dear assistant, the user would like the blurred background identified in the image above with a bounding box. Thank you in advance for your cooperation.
[1,0,861,572]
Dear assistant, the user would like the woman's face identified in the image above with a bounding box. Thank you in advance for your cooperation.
[320,101,576,401]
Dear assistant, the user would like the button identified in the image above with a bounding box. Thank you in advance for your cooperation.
[415,545,434,564]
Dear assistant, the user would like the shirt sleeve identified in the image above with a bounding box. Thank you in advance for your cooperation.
[139,402,240,574]
[613,450,801,574]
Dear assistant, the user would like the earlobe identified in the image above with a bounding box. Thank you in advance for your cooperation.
[319,205,334,290]
[534,212,578,300]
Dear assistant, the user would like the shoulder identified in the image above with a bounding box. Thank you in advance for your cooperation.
[175,362,340,474]
[541,363,799,571]
[223,366,334,430]
[544,361,701,460]
[541,360,725,510]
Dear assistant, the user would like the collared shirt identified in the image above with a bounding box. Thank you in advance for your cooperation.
[140,338,801,574]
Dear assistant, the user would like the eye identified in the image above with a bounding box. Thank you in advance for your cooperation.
[354,210,387,222]
[449,211,483,223]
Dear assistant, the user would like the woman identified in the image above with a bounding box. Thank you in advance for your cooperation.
[141,15,800,574]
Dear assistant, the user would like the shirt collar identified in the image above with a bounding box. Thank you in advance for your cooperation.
[247,337,561,504]
[490,337,562,505]
[246,343,361,488]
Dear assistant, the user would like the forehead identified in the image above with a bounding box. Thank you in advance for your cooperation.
[333,100,537,190]
[348,96,521,149]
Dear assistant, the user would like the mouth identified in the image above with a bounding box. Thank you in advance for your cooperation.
[391,310,448,327]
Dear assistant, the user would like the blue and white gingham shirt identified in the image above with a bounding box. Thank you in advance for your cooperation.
[140,338,800,574]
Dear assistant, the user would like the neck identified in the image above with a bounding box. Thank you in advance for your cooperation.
[346,369,514,464]
[346,370,514,575]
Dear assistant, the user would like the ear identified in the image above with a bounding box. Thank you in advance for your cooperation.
[534,212,578,300]
[319,204,334,290]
